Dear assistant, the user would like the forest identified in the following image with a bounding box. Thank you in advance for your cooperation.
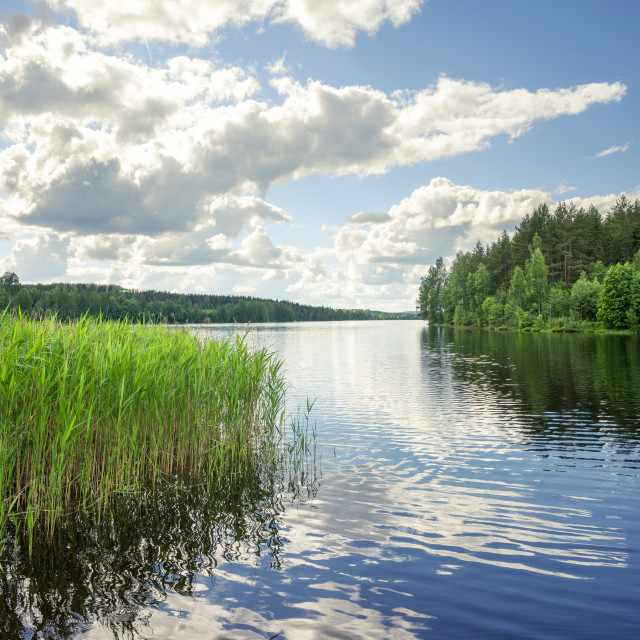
[417,196,640,330]
[0,274,412,323]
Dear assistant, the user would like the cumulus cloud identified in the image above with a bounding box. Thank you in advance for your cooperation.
[5,12,35,43]
[45,0,424,48]
[4,177,635,311]
[72,234,136,262]
[0,25,626,242]
[388,77,626,165]
[329,178,551,272]
[205,195,291,237]
[131,203,299,270]
[0,25,257,133]
[0,10,632,310]
[274,0,424,48]
[299,180,640,310]
[564,190,639,214]
[1,234,70,281]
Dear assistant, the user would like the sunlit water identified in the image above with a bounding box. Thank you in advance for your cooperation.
[3,321,639,638]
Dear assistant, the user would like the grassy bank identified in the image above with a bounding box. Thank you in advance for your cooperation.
[0,311,292,553]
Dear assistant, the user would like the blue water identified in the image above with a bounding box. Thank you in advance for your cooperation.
[4,321,640,638]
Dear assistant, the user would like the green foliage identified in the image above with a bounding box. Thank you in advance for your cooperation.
[0,312,308,552]
[443,251,470,321]
[13,288,32,312]
[0,272,20,299]
[549,316,582,332]
[0,281,412,325]
[597,263,640,328]
[508,266,527,309]
[474,263,490,309]
[592,260,607,283]
[453,303,464,326]
[570,272,600,321]
[481,295,505,328]
[548,283,570,319]
[526,239,549,315]
[417,256,447,323]
[418,196,640,331]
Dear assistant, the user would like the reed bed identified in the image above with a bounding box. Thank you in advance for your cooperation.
[0,311,289,553]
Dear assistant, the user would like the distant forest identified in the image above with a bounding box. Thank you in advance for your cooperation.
[0,275,413,323]
[418,196,640,330]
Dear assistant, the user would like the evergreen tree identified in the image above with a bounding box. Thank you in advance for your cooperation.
[443,251,470,321]
[418,197,640,330]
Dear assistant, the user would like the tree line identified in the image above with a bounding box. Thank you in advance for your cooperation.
[0,275,413,323]
[417,196,640,330]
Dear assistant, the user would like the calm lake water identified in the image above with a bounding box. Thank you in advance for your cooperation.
[3,320,640,638]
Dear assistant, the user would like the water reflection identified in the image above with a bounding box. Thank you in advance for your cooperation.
[2,322,640,638]
[0,468,318,639]
[399,327,639,577]
[431,327,640,433]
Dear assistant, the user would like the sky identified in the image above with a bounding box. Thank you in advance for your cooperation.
[0,1,638,311]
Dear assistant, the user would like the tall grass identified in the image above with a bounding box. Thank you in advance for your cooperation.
[0,310,291,553]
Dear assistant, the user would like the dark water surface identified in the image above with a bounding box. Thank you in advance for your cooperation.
[3,321,639,638]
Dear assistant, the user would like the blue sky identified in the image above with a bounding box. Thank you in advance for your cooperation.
[1,0,638,310]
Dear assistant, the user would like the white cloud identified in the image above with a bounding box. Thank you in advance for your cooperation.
[274,0,424,48]
[266,53,291,76]
[0,22,626,243]
[72,234,136,262]
[0,12,633,311]
[290,180,640,310]
[205,195,291,237]
[593,141,631,158]
[388,77,626,165]
[319,178,550,304]
[564,190,639,214]
[553,182,577,195]
[4,178,636,311]
[1,234,70,281]
[45,0,425,48]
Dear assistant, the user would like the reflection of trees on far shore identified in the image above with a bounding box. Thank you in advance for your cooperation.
[421,326,640,437]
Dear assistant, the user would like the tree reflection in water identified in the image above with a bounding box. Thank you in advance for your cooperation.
[423,327,640,436]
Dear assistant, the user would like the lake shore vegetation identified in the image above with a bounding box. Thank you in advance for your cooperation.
[418,196,640,331]
[0,274,414,324]
[0,311,302,555]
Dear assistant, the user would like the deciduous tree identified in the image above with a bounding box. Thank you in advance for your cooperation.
[597,263,639,328]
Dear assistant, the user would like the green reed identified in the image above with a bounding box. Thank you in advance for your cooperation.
[0,311,291,554]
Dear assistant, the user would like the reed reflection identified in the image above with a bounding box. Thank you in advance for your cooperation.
[0,465,319,640]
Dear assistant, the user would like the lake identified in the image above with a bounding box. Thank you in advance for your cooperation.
[2,320,639,638]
